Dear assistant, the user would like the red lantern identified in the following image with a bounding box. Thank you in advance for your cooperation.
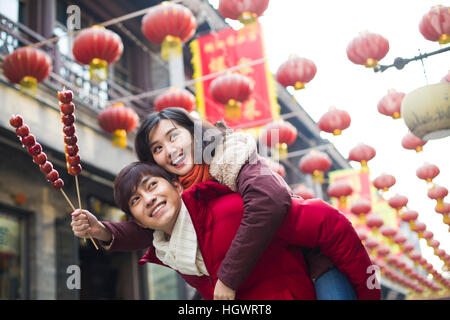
[260,121,298,160]
[72,26,123,82]
[435,202,450,226]
[366,213,384,233]
[380,225,398,243]
[209,73,253,121]
[409,251,422,266]
[364,237,380,254]
[2,46,52,94]
[403,242,415,254]
[401,132,427,152]
[346,31,389,68]
[276,55,317,90]
[377,246,390,258]
[441,70,450,83]
[422,230,434,242]
[327,180,353,208]
[218,0,270,25]
[377,89,405,119]
[350,198,371,223]
[141,2,196,60]
[98,103,139,148]
[318,107,351,136]
[356,229,368,241]
[348,143,376,170]
[293,185,315,200]
[429,239,440,250]
[412,222,426,238]
[388,194,408,212]
[372,173,396,192]
[298,150,332,183]
[416,163,440,183]
[427,185,448,211]
[393,234,407,247]
[263,157,286,178]
[154,87,196,112]
[419,5,450,45]
[400,210,418,230]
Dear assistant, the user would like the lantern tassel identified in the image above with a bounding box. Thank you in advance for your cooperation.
[161,35,182,61]
[225,99,241,121]
[112,130,127,148]
[89,58,108,82]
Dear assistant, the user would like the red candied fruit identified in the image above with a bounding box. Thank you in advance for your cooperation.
[9,115,23,128]
[16,125,30,137]
[33,152,47,165]
[28,143,42,156]
[51,178,64,190]
[40,161,53,174]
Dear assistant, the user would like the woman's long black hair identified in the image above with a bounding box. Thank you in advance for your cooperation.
[135,107,227,164]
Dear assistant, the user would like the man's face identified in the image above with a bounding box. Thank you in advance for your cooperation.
[128,175,183,235]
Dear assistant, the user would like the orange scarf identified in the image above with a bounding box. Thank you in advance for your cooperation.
[179,164,214,191]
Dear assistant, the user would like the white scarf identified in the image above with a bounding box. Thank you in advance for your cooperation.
[152,202,209,276]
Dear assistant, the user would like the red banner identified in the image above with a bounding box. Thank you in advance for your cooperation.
[190,23,279,130]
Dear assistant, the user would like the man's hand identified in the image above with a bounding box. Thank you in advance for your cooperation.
[214,279,236,300]
[71,209,112,242]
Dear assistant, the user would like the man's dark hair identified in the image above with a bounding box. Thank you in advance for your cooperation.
[114,162,176,219]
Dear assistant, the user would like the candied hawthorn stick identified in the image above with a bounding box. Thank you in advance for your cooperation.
[58,89,98,250]
[9,114,74,209]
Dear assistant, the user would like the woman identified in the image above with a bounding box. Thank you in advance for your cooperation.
[72,162,380,299]
[91,107,353,299]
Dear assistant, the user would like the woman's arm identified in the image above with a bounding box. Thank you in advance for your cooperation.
[215,155,292,290]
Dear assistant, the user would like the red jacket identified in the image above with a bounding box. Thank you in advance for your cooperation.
[138,181,380,300]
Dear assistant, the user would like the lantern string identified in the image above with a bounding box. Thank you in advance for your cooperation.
[29,0,185,49]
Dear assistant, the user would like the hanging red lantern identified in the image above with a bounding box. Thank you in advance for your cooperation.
[350,198,372,223]
[377,89,405,119]
[366,213,384,234]
[318,107,351,136]
[441,70,450,83]
[393,234,407,248]
[364,237,380,255]
[154,87,196,112]
[403,242,415,254]
[263,157,286,178]
[419,5,450,45]
[427,184,448,211]
[409,251,422,266]
[400,210,418,230]
[435,202,450,226]
[412,222,426,238]
[141,2,196,61]
[401,132,427,152]
[429,239,440,255]
[380,225,398,245]
[346,31,389,68]
[422,230,434,244]
[348,143,376,170]
[298,150,332,183]
[416,163,440,183]
[276,55,317,90]
[372,173,396,192]
[209,73,253,121]
[388,194,408,212]
[98,103,139,148]
[72,26,123,82]
[2,46,52,94]
[218,0,270,25]
[260,121,298,160]
[327,180,353,208]
[293,185,315,200]
[377,246,390,258]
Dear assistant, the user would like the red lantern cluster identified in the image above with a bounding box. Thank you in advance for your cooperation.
[210,73,253,121]
[346,31,389,68]
[276,55,317,90]
[401,132,427,152]
[318,107,351,136]
[260,121,298,160]
[377,89,405,119]
[348,143,376,170]
[98,103,139,148]
[218,0,270,25]
[154,87,196,113]
[2,47,52,93]
[72,26,123,82]
[419,5,450,45]
[298,151,332,183]
[141,2,196,60]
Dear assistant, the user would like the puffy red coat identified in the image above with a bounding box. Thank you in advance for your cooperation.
[139,181,380,300]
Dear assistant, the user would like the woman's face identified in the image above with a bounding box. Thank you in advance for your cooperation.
[129,175,183,235]
[148,119,194,176]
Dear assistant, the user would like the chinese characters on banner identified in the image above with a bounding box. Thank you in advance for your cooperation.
[190,23,279,130]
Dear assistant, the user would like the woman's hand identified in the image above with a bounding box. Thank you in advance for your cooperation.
[70,209,112,243]
[213,279,236,300]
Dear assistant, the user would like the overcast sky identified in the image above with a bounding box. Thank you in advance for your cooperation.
[209,0,449,277]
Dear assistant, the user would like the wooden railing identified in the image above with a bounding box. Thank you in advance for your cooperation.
[0,13,148,113]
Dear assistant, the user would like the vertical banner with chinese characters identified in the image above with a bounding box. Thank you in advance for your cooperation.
[190,23,279,130]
